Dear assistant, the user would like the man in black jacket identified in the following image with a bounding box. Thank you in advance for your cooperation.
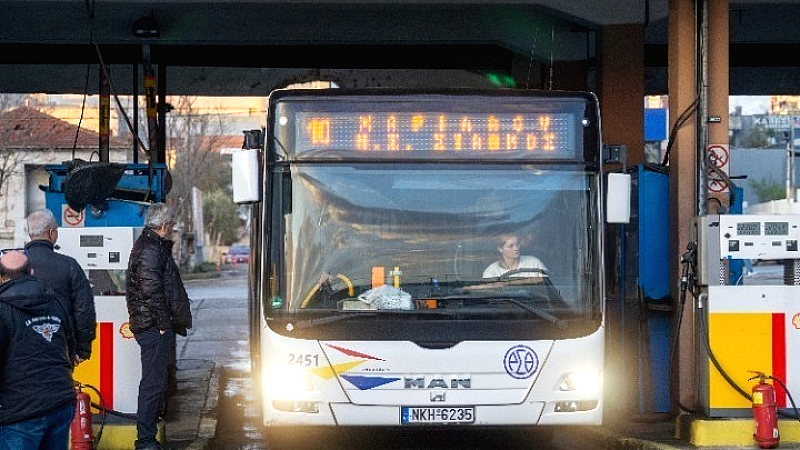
[0,250,76,448]
[126,203,192,450]
[25,209,96,365]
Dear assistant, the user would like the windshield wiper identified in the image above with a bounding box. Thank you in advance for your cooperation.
[435,293,566,329]
[291,312,379,331]
[499,297,567,329]
[290,308,461,332]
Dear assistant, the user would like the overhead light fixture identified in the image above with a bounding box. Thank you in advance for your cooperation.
[132,14,160,38]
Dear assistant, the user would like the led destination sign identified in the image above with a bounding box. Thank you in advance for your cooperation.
[293,112,577,157]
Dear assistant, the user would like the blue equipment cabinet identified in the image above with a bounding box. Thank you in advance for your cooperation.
[43,163,169,227]
[632,164,671,414]
[614,164,671,415]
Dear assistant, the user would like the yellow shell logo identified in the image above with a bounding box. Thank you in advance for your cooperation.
[119,322,134,339]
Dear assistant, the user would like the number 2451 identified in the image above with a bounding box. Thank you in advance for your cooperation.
[288,353,319,367]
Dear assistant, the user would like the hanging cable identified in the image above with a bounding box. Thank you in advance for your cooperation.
[660,94,701,167]
[82,0,150,159]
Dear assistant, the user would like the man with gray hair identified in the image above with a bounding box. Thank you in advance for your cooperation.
[126,202,192,450]
[24,208,96,365]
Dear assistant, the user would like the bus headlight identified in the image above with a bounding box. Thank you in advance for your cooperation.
[263,366,314,398]
[263,367,319,413]
[558,370,601,392]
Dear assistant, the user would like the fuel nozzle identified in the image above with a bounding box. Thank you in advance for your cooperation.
[680,242,697,293]
[681,242,697,264]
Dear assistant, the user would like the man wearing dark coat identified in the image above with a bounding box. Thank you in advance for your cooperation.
[0,250,76,449]
[126,203,192,450]
[24,208,96,366]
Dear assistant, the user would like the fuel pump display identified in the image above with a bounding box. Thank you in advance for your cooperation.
[718,214,800,260]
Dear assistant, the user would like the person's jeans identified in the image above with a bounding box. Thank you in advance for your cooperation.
[0,402,75,450]
[134,327,174,449]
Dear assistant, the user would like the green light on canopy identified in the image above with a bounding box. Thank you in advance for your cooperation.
[485,72,517,88]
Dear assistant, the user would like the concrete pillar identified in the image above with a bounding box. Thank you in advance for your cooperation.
[598,24,645,166]
[668,0,698,411]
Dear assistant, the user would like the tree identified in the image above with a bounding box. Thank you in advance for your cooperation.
[740,124,771,148]
[748,176,785,203]
[0,95,29,202]
[166,96,234,226]
[0,149,20,200]
[162,96,240,268]
[203,188,241,246]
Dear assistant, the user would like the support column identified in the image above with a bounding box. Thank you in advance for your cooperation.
[668,0,698,411]
[598,24,645,166]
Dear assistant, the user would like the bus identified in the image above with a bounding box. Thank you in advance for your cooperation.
[232,88,630,430]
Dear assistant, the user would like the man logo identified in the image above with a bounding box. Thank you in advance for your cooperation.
[431,392,446,402]
[404,377,471,389]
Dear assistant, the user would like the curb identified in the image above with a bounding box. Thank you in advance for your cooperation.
[185,362,222,450]
[678,414,800,447]
[579,424,685,450]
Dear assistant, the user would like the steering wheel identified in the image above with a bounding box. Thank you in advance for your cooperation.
[499,267,549,281]
[498,268,568,306]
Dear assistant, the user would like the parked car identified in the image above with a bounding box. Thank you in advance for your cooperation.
[225,244,250,264]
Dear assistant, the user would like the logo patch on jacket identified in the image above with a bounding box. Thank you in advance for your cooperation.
[25,316,62,342]
[32,323,60,342]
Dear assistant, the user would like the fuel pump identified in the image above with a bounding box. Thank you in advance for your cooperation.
[57,226,143,416]
[694,214,800,421]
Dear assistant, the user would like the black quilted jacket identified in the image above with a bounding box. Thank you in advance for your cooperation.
[125,228,192,335]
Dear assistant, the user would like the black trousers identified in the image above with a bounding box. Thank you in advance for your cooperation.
[134,327,175,448]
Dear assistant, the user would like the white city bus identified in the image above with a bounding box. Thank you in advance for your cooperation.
[232,88,629,430]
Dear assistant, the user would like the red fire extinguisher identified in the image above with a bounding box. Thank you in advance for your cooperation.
[750,371,780,449]
[70,384,94,450]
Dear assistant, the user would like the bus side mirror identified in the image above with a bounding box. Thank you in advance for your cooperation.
[606,173,631,224]
[232,149,261,204]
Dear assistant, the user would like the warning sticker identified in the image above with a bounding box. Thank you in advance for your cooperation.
[707,144,730,193]
[62,205,85,228]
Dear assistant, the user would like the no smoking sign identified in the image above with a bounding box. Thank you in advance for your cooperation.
[62,205,85,228]
[707,144,730,193]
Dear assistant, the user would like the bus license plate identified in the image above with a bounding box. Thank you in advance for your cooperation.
[401,406,474,424]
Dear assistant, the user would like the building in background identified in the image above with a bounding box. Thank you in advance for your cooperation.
[0,107,130,247]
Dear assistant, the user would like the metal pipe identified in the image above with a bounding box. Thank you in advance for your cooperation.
[133,63,139,164]
[696,0,709,216]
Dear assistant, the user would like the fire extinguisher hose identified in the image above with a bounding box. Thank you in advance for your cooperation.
[766,376,800,422]
[79,382,152,448]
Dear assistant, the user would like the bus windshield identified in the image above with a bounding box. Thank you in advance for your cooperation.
[271,163,601,325]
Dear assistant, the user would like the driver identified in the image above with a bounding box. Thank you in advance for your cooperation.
[482,233,548,278]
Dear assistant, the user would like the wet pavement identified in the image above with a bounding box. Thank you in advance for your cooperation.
[162,269,249,449]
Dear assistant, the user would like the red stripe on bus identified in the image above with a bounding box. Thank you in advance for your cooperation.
[772,313,786,408]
